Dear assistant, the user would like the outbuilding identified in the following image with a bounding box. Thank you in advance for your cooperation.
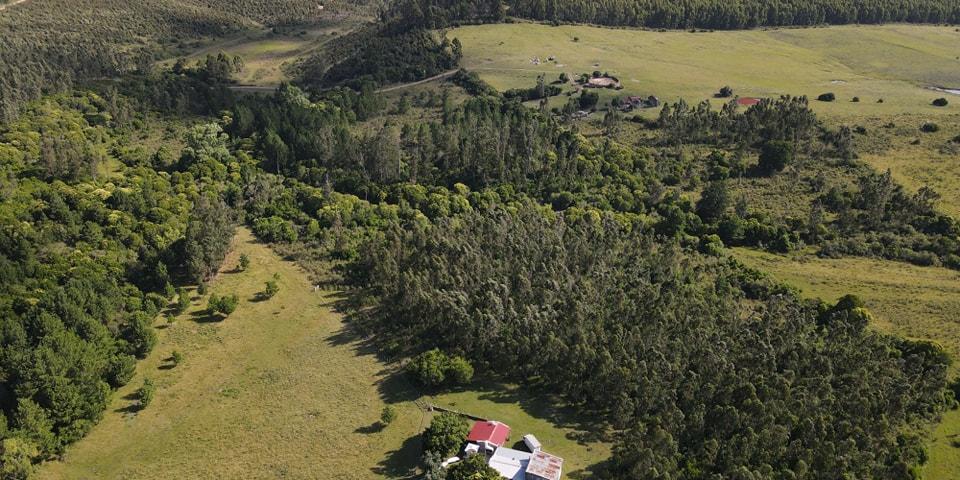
[467,420,511,452]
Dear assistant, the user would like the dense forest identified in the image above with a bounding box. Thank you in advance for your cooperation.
[507,0,960,28]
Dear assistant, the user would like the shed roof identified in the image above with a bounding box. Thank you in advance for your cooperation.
[526,450,564,480]
[489,447,532,480]
[736,97,761,106]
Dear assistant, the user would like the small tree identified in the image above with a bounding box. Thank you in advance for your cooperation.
[446,356,475,384]
[171,350,184,366]
[718,86,733,98]
[208,293,239,317]
[174,287,190,314]
[448,455,501,480]
[817,92,836,102]
[559,72,569,83]
[380,405,397,427]
[758,140,794,174]
[423,413,469,457]
[932,97,949,107]
[238,253,251,271]
[696,180,730,224]
[138,378,156,409]
[407,349,449,386]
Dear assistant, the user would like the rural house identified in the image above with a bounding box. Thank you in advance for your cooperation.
[457,420,565,480]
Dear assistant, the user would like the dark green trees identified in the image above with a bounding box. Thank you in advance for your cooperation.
[406,349,474,387]
[758,140,794,174]
[696,180,730,224]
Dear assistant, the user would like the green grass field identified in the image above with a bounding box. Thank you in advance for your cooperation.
[36,228,605,479]
[450,23,960,121]
[732,248,960,478]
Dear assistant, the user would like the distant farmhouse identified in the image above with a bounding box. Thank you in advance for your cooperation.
[448,420,564,480]
[620,95,660,111]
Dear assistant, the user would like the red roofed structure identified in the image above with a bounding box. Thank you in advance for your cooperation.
[736,97,762,106]
[467,420,511,450]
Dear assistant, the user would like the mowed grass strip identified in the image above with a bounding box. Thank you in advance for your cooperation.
[37,228,425,480]
[731,247,960,480]
[450,23,960,121]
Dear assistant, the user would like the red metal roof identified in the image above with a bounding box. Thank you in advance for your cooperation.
[736,97,761,106]
[466,421,511,447]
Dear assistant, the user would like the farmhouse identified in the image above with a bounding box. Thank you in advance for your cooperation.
[620,95,661,111]
[458,420,565,480]
[467,420,511,452]
[736,97,761,106]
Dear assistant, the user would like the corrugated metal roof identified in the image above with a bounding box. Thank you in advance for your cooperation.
[526,450,563,480]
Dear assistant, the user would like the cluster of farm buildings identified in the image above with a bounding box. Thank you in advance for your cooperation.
[446,420,564,480]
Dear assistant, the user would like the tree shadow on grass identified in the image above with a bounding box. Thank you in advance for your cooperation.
[473,381,612,445]
[567,458,615,480]
[190,310,223,323]
[355,421,385,434]
[114,402,141,414]
[371,433,421,479]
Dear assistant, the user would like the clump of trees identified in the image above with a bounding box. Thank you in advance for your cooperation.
[932,97,949,107]
[184,193,236,282]
[406,349,474,387]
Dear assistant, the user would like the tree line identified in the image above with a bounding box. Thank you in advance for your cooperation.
[506,0,960,29]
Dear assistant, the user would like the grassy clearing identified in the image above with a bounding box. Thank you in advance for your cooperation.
[731,248,960,479]
[37,228,606,479]
[450,23,960,121]
[159,23,355,87]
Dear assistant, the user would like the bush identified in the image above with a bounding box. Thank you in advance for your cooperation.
[718,86,733,98]
[921,122,939,133]
[380,405,397,426]
[932,98,949,107]
[107,354,136,388]
[423,413,469,457]
[173,287,191,314]
[252,216,298,243]
[852,96,860,102]
[817,92,836,102]
[758,140,794,174]
[446,356,475,384]
[239,253,250,271]
[138,378,156,409]
[171,350,184,366]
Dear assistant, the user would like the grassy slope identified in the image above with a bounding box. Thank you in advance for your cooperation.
[732,248,960,478]
[37,228,605,479]
[37,228,424,479]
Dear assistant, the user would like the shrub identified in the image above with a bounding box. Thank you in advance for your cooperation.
[171,350,184,366]
[718,86,733,98]
[921,122,939,133]
[932,98,949,107]
[758,140,794,174]
[423,412,469,457]
[380,405,397,426]
[817,92,836,102]
[252,216,298,243]
[208,293,240,316]
[261,280,280,299]
[123,313,157,359]
[851,96,860,102]
[107,354,136,387]
[239,253,250,271]
[138,378,156,409]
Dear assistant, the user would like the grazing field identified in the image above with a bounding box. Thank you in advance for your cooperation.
[731,248,960,479]
[36,228,604,479]
[450,23,960,121]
